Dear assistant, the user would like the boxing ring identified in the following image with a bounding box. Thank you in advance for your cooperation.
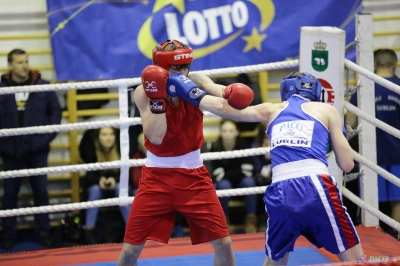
[1,18,400,266]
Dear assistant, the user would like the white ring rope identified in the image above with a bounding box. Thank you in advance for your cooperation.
[0,118,139,137]
[345,59,400,95]
[0,78,141,94]
[344,57,400,232]
[0,111,218,137]
[0,186,268,218]
[343,62,400,188]
[0,60,299,95]
[342,187,400,231]
[0,148,270,179]
[344,101,400,140]
[353,151,400,188]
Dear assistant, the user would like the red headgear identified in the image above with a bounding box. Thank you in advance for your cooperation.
[152,40,193,70]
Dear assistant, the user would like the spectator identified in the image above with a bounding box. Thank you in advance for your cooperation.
[251,122,272,232]
[79,127,131,244]
[210,119,258,233]
[347,48,400,239]
[0,48,62,250]
[214,73,260,137]
[131,131,146,194]
[252,122,272,187]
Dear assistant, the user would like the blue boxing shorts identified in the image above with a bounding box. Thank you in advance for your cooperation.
[264,174,360,261]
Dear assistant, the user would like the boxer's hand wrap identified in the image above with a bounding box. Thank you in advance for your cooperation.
[141,65,169,114]
[223,83,254,110]
[167,73,207,106]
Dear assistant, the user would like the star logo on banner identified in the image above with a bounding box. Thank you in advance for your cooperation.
[153,0,184,13]
[241,27,267,53]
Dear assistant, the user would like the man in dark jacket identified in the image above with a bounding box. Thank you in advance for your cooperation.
[0,49,62,250]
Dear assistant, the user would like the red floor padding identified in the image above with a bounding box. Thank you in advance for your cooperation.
[0,226,398,266]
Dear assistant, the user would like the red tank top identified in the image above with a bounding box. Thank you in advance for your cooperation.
[144,98,204,157]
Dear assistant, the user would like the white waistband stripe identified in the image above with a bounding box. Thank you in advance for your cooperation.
[272,159,329,183]
[145,149,203,169]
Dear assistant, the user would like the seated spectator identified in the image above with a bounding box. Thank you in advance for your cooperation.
[210,119,257,233]
[131,131,146,194]
[252,122,272,186]
[79,127,131,244]
[251,122,272,232]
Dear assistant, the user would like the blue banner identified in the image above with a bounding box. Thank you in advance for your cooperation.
[47,0,363,81]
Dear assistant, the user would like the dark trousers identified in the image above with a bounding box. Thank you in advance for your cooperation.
[1,152,51,238]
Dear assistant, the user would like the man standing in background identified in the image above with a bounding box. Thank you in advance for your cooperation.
[0,49,62,250]
[347,48,400,240]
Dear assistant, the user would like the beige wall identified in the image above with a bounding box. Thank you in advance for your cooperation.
[0,0,54,80]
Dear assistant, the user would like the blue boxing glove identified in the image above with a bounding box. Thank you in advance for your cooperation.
[167,73,207,106]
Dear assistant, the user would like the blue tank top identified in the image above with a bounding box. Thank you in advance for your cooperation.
[350,76,400,165]
[266,95,329,168]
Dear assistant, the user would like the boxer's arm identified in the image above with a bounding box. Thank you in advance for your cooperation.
[328,105,354,172]
[195,73,255,109]
[170,72,268,122]
[189,73,255,108]
[199,96,270,123]
[170,74,253,110]
[134,85,167,145]
[188,72,225,97]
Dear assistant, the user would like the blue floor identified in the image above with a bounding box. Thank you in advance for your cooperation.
[76,248,332,266]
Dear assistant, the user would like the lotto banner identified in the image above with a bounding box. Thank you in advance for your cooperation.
[46,0,363,80]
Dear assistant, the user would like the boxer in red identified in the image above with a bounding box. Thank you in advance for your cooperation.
[117,39,254,266]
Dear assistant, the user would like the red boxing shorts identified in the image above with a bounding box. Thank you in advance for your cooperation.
[124,165,229,245]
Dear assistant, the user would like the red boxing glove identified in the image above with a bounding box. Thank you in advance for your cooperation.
[141,65,169,114]
[223,83,254,110]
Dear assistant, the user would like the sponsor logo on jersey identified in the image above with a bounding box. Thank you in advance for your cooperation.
[270,120,314,149]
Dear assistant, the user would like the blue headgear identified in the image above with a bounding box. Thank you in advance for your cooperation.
[279,72,322,101]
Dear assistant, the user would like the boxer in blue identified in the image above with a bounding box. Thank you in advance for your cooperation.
[172,71,364,265]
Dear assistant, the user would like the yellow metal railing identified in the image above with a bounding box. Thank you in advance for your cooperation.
[373,15,400,21]
[66,89,81,204]
[0,34,49,40]
[0,66,54,72]
[374,30,400,37]
[0,50,52,56]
